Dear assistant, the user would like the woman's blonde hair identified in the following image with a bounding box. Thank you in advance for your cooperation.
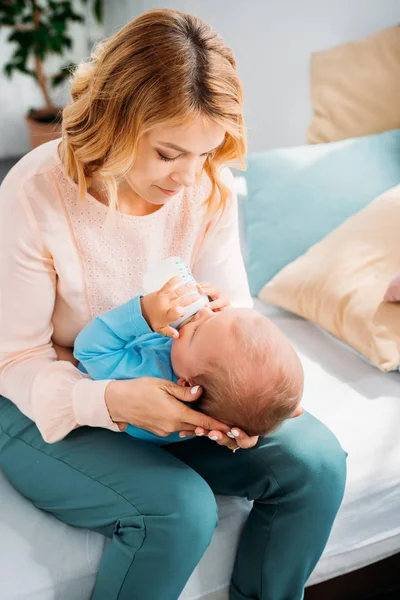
[61,8,247,216]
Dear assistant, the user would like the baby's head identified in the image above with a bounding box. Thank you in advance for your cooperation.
[171,306,304,436]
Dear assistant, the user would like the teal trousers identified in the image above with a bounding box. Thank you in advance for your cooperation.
[0,395,346,600]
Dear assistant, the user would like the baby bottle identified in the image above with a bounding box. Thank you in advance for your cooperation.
[143,256,209,330]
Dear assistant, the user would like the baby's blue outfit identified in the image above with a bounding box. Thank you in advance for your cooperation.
[74,295,193,444]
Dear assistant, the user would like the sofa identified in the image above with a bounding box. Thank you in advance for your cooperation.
[1,166,400,600]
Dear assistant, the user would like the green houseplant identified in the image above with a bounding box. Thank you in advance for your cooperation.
[0,0,103,148]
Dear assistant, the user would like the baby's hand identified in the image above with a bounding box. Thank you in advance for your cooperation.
[140,277,199,338]
[197,282,231,312]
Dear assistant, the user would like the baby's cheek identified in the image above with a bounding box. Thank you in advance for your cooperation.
[170,338,185,374]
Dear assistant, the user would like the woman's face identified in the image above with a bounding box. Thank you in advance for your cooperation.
[124,116,226,206]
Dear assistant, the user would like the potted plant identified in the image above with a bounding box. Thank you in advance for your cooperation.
[0,0,102,148]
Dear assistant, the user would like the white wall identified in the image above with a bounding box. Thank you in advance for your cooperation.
[1,0,399,158]
[0,2,104,159]
[104,0,400,152]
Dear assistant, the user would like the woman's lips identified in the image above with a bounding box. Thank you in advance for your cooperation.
[157,185,181,196]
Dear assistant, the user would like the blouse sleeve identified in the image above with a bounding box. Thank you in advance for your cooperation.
[192,167,253,309]
[74,296,154,380]
[0,171,120,443]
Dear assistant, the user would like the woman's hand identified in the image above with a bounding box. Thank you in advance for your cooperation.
[140,277,199,338]
[181,425,259,452]
[175,378,258,452]
[197,282,231,312]
[104,377,232,438]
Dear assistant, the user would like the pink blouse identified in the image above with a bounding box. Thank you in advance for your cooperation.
[0,139,252,443]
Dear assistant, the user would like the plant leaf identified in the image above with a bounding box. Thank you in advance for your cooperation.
[93,0,103,24]
[50,61,75,87]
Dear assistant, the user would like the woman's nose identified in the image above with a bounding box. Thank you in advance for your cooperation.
[173,164,198,187]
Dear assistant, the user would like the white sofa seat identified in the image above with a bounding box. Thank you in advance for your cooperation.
[2,298,400,599]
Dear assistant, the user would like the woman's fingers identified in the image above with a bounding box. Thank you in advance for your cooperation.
[164,381,203,403]
[194,426,208,436]
[178,422,210,438]
[190,413,231,435]
[178,428,239,451]
[193,425,259,450]
[178,429,195,438]
[237,435,259,449]
[208,297,229,311]
[166,381,236,445]
[207,430,239,451]
[197,282,219,299]
[228,427,259,449]
[177,404,231,436]
[178,425,258,451]
[197,283,230,311]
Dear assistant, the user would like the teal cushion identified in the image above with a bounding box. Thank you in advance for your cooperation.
[244,130,400,296]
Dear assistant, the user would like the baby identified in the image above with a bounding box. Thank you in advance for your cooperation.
[74,278,304,444]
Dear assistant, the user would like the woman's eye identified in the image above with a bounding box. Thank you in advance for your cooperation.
[157,150,213,162]
[157,151,176,162]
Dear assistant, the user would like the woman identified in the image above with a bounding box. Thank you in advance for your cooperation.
[0,9,346,600]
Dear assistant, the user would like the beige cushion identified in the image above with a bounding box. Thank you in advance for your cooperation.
[307,26,400,144]
[259,185,400,372]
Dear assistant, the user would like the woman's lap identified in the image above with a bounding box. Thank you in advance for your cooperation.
[0,396,346,600]
[0,395,219,599]
[0,395,217,533]
[166,410,346,499]
[166,411,347,600]
[0,395,346,512]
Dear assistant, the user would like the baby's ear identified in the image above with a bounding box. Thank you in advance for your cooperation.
[290,405,304,419]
